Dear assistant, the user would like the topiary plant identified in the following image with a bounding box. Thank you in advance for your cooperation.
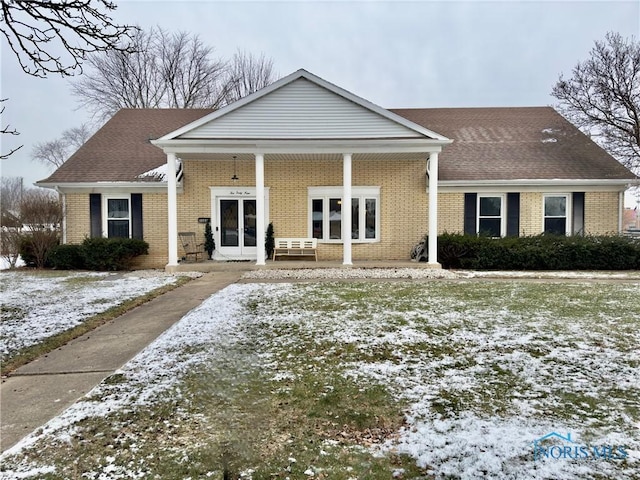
[265,222,275,260]
[204,220,215,260]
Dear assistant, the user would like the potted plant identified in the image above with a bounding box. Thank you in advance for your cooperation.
[265,222,275,260]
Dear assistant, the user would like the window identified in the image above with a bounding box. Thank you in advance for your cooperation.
[105,196,131,238]
[544,195,569,235]
[309,187,380,242]
[477,195,504,237]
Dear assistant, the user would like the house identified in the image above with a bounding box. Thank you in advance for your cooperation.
[37,69,637,270]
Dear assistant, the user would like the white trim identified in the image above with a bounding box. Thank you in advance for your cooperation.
[543,193,571,236]
[152,138,449,155]
[343,154,352,265]
[477,194,506,237]
[167,153,179,266]
[37,182,182,194]
[438,179,633,192]
[307,186,381,244]
[102,194,131,238]
[157,69,451,142]
[427,152,440,267]
[209,186,270,261]
[255,153,266,265]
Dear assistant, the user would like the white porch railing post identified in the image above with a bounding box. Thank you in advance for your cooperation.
[167,153,179,267]
[343,153,353,265]
[428,152,441,267]
[255,153,266,265]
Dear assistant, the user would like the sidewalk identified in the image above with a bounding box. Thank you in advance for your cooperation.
[0,271,241,452]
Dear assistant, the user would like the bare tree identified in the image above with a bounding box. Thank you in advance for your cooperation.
[1,1,135,159]
[0,0,136,78]
[1,177,24,268]
[71,26,277,121]
[31,123,93,169]
[1,99,22,159]
[1,176,24,216]
[222,50,275,105]
[552,32,640,173]
[20,189,62,268]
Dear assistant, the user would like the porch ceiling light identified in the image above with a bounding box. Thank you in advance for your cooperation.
[231,155,239,182]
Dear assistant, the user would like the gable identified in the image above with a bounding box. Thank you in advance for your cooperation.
[178,78,424,140]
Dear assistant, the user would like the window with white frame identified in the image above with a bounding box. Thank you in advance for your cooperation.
[543,194,569,235]
[104,196,131,238]
[309,187,380,242]
[477,194,505,237]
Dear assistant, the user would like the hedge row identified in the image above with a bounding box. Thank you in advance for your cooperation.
[45,238,149,271]
[419,233,640,270]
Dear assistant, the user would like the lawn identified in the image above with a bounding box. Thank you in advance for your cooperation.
[1,279,639,479]
[0,270,195,364]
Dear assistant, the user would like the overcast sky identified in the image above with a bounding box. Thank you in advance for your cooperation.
[1,0,639,205]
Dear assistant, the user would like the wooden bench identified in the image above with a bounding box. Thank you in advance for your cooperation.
[272,238,318,261]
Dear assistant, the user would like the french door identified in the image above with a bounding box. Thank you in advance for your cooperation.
[218,198,257,257]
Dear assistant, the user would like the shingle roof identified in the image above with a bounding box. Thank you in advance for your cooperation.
[39,109,214,183]
[391,106,636,181]
[39,106,635,184]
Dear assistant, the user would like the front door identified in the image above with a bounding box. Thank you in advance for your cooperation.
[218,198,257,257]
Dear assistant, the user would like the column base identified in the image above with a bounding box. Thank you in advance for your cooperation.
[426,262,442,269]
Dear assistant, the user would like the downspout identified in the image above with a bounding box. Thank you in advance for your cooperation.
[618,190,623,233]
[55,186,67,244]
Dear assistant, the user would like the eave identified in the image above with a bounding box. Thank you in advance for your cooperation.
[437,178,636,193]
[151,137,452,155]
[36,181,183,194]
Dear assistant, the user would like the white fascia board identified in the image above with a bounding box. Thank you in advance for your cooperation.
[157,68,452,142]
[152,138,450,155]
[438,179,634,193]
[36,181,181,194]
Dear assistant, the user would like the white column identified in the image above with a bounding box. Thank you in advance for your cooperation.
[255,153,266,265]
[342,153,353,265]
[167,153,179,267]
[427,152,441,267]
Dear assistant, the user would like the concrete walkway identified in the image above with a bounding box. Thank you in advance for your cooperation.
[0,271,241,453]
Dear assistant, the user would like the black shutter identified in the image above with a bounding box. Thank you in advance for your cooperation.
[506,193,520,237]
[572,192,585,235]
[464,193,477,235]
[89,193,102,238]
[131,193,143,239]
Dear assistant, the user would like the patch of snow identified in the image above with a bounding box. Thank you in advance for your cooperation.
[243,267,457,280]
[0,270,194,360]
[0,255,25,270]
[136,158,181,181]
[2,281,638,479]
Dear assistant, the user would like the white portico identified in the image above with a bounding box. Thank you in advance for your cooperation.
[152,69,451,269]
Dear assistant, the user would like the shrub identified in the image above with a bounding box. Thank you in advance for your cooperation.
[80,237,149,271]
[418,233,640,270]
[18,232,59,269]
[47,244,84,270]
[265,222,275,260]
[18,236,37,268]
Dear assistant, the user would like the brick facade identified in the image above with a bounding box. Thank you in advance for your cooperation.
[62,159,625,268]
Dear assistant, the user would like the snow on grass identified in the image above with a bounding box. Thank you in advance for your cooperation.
[238,281,640,479]
[0,270,198,361]
[2,280,639,479]
[1,283,255,478]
